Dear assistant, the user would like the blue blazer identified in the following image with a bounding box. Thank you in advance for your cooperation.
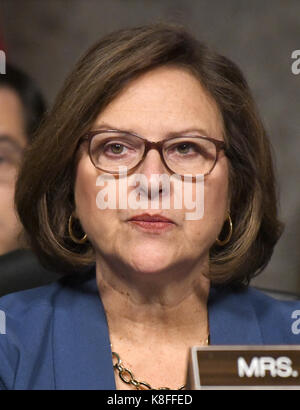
[0,271,299,390]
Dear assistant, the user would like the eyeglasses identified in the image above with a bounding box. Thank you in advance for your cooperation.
[81,129,226,177]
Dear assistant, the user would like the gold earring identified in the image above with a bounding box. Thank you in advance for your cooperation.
[68,213,88,244]
[216,214,233,246]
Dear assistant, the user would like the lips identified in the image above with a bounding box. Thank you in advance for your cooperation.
[127,213,175,233]
[128,214,174,223]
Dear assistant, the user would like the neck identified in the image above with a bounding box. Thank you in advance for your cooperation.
[96,254,210,345]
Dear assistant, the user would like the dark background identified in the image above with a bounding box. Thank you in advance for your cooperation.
[0,0,299,296]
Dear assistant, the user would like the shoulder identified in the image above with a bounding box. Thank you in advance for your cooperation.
[0,272,98,390]
[0,282,56,389]
[246,287,300,318]
[0,278,75,336]
[211,283,300,313]
[209,285,300,345]
[237,287,300,344]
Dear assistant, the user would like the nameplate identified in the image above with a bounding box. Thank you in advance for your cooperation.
[186,346,300,390]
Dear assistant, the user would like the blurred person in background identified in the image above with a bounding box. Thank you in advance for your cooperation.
[0,64,60,295]
[0,63,42,255]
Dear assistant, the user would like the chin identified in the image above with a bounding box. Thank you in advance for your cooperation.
[127,250,174,275]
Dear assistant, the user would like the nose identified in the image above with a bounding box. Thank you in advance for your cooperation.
[139,148,167,178]
[136,149,170,199]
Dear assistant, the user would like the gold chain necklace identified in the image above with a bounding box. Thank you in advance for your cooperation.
[111,335,209,390]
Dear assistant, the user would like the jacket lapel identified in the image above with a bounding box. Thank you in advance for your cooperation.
[53,275,116,390]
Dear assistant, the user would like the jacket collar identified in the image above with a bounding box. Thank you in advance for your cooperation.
[53,275,262,390]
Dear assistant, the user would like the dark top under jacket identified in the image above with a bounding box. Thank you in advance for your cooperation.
[0,267,299,390]
[0,249,61,297]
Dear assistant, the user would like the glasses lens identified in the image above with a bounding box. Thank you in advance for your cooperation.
[90,132,144,172]
[163,137,217,175]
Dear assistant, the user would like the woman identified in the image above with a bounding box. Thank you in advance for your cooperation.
[0,23,299,390]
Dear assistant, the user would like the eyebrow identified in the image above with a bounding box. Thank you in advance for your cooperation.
[0,135,23,151]
[92,122,212,138]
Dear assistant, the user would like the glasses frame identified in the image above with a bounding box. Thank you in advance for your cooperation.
[81,129,226,178]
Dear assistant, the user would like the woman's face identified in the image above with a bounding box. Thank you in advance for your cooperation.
[0,87,26,255]
[74,66,229,275]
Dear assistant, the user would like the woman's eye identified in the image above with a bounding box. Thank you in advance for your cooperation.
[175,143,197,154]
[106,143,126,155]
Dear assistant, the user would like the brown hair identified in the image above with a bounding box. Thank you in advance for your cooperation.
[15,22,283,287]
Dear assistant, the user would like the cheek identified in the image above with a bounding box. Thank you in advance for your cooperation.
[183,160,229,247]
[74,157,120,247]
[205,173,228,219]
[205,159,229,225]
[74,159,97,218]
[207,164,229,234]
[74,158,102,239]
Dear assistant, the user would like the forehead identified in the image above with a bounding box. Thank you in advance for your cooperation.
[94,66,224,140]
